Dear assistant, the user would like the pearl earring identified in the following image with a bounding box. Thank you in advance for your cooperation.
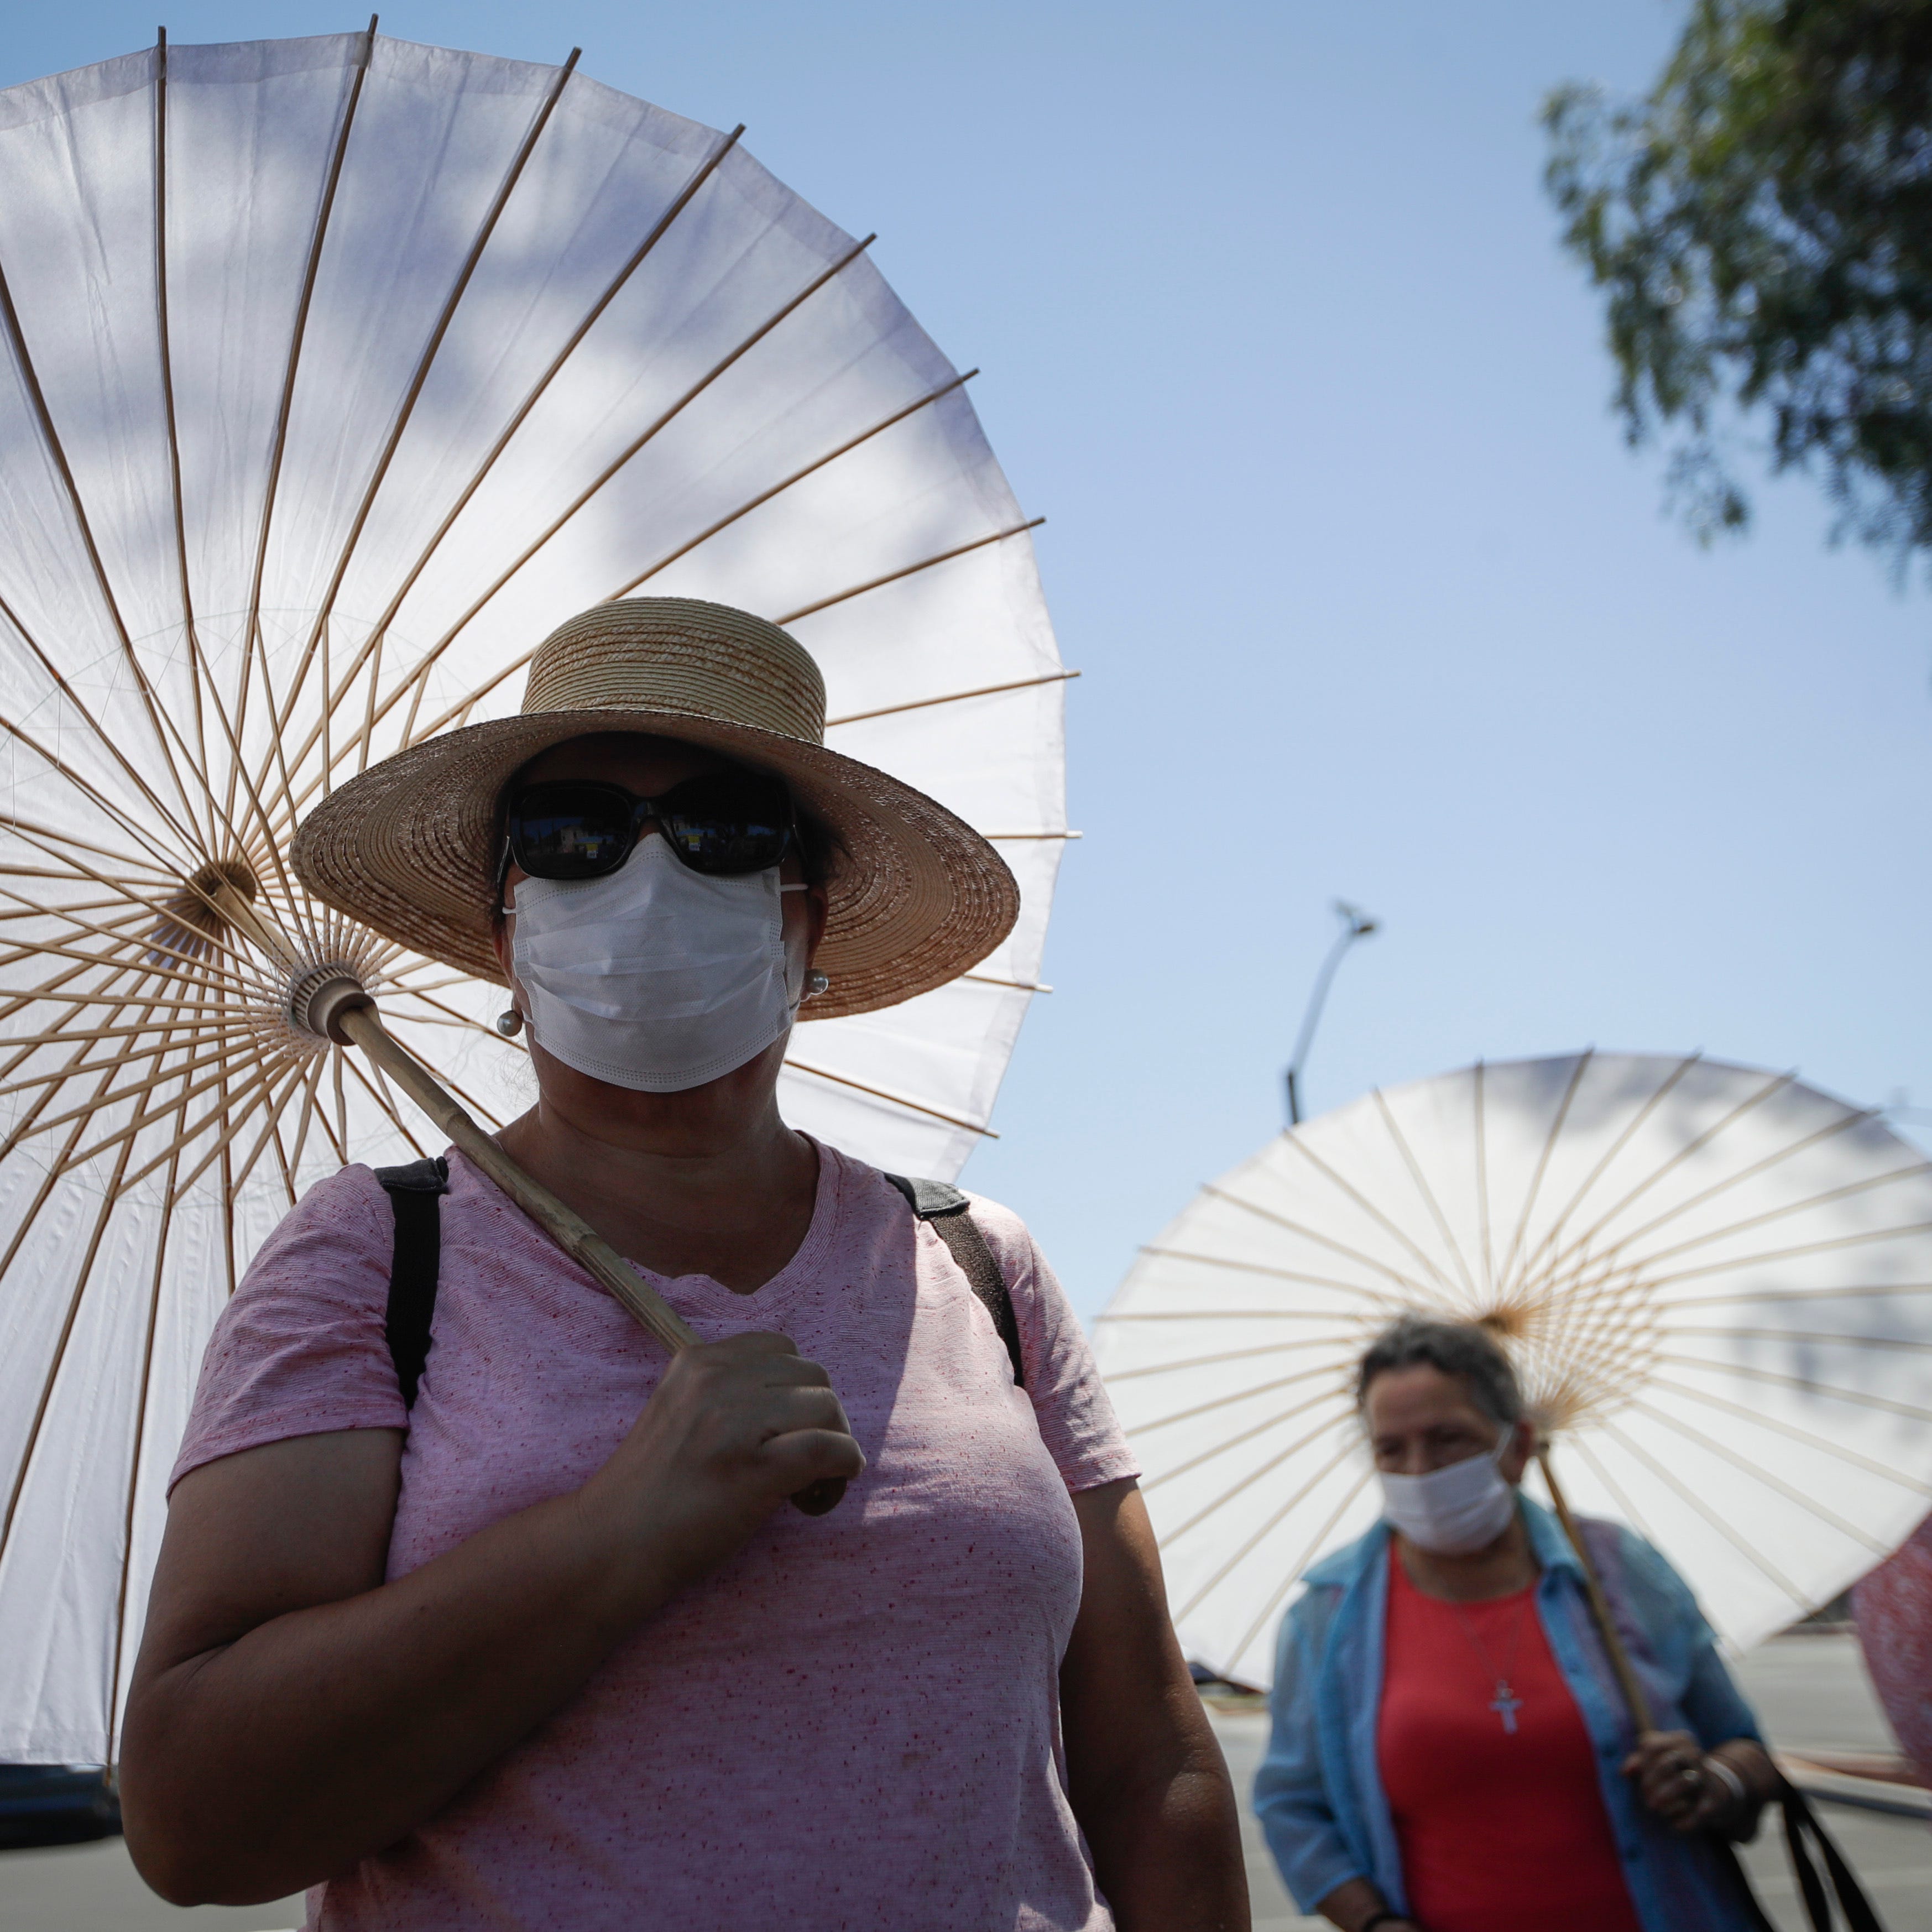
[805,970,831,999]
[494,1007,524,1037]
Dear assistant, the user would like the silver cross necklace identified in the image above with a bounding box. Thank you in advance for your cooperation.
[1448,1591,1532,1735]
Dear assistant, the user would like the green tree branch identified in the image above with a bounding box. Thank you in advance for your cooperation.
[1547,0,1932,566]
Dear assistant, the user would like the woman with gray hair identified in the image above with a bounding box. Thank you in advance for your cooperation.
[1254,1315,1778,1932]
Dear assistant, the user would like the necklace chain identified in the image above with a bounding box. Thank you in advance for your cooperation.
[1447,1590,1533,1734]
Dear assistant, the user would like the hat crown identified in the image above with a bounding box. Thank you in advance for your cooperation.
[521,599,826,744]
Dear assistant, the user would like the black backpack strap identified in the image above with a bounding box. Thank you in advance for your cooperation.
[375,1156,449,1412]
[883,1172,1024,1389]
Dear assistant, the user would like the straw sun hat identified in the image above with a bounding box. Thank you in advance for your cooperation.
[291,599,1019,1021]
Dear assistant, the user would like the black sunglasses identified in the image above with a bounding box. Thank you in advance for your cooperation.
[503,773,796,883]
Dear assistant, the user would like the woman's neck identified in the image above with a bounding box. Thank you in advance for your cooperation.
[1394,1509,1537,1602]
[493,1040,820,1293]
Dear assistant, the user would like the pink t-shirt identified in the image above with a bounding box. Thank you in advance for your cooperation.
[170,1140,1139,1932]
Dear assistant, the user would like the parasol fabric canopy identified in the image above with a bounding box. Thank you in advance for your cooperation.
[1096,1052,1932,1689]
[0,30,1066,1761]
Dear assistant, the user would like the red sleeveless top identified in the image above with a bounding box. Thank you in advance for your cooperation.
[1376,1545,1642,1932]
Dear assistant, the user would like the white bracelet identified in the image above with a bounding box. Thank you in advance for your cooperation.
[1703,1755,1747,1810]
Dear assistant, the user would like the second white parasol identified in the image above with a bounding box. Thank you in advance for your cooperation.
[1095,1051,1932,1688]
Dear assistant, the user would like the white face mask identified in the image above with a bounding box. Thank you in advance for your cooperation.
[1378,1439,1517,1555]
[509,834,803,1093]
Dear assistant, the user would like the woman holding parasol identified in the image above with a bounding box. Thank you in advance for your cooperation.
[1256,1315,1780,1932]
[116,599,1248,1931]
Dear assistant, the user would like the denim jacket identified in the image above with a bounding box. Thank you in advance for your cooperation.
[1253,1497,1765,1932]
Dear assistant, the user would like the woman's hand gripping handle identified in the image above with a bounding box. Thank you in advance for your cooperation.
[579,1331,865,1590]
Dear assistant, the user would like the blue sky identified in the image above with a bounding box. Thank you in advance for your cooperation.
[10,2,1930,1320]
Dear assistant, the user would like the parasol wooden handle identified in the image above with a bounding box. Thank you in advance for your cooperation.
[331,997,845,1517]
[1536,1446,1652,1734]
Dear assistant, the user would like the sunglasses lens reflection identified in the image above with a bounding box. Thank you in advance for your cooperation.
[659,774,791,875]
[508,786,633,880]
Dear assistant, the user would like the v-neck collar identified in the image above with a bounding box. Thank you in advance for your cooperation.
[447,1134,845,1328]
[621,1135,844,1323]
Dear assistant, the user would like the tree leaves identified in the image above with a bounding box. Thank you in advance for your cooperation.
[1546,0,1932,567]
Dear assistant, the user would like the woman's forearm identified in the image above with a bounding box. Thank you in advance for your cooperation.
[1078,1752,1249,1931]
[1058,1484,1249,1930]
[123,1485,666,1905]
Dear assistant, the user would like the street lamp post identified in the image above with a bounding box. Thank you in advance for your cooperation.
[1285,900,1378,1127]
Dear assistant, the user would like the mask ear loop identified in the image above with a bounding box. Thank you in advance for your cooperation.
[493,838,515,921]
[777,881,830,1001]
[493,839,525,1036]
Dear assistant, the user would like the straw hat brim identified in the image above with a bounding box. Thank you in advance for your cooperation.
[290,708,1020,1021]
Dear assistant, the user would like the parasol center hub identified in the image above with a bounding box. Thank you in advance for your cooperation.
[152,858,262,955]
[1481,1270,1664,1435]
[289,965,374,1046]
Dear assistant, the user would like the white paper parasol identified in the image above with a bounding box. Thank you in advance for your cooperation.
[1095,1052,1932,1688]
[0,29,1066,1761]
